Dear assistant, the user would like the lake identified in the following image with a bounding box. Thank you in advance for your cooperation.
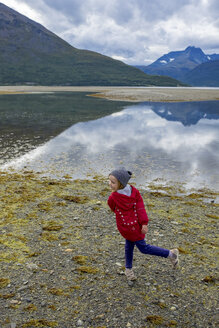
[0,92,218,191]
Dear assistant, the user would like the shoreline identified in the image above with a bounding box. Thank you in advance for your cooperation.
[0,85,219,102]
[0,171,218,328]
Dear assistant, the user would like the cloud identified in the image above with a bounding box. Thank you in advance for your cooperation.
[1,0,219,64]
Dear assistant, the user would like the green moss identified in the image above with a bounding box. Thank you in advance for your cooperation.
[41,232,59,242]
[0,251,19,263]
[167,320,178,327]
[77,266,99,274]
[178,247,191,254]
[42,221,63,231]
[48,304,57,310]
[0,235,29,252]
[23,304,37,312]
[48,288,69,296]
[158,302,167,309]
[205,214,219,219]
[146,315,164,325]
[202,275,218,283]
[72,255,88,265]
[22,319,58,327]
[69,285,81,290]
[92,206,100,211]
[0,278,10,288]
[0,293,15,299]
[125,305,135,312]
[37,201,53,212]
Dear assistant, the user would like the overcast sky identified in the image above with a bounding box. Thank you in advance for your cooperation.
[2,0,219,65]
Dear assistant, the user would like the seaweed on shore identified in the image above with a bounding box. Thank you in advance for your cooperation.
[0,171,218,328]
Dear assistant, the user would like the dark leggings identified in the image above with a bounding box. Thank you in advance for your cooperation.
[125,239,170,268]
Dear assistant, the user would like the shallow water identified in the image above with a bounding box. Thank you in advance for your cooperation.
[1,94,218,191]
[0,92,130,164]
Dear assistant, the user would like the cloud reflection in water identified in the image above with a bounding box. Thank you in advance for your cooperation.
[3,102,219,190]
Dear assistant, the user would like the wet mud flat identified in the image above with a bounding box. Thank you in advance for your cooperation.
[0,171,218,328]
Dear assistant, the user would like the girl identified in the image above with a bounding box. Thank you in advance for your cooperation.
[108,168,179,282]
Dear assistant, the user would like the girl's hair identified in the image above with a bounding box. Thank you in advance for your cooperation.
[118,181,124,189]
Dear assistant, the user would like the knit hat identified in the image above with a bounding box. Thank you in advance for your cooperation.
[109,168,132,187]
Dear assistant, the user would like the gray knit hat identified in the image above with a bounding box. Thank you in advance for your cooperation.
[109,168,132,187]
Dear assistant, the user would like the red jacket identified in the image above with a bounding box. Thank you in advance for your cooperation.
[108,185,149,242]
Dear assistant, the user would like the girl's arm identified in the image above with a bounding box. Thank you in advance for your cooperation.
[108,195,116,212]
[136,191,149,226]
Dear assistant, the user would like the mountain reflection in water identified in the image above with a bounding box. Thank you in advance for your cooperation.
[149,101,219,126]
[2,101,219,191]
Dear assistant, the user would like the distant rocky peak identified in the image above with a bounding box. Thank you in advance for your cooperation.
[185,46,203,52]
[185,46,207,64]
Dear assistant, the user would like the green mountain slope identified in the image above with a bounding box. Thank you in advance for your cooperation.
[0,3,184,86]
[184,60,219,87]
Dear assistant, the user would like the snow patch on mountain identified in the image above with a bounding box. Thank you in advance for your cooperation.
[160,60,167,64]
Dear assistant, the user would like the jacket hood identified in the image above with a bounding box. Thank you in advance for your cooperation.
[110,185,138,211]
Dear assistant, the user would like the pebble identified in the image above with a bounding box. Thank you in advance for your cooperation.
[10,300,19,304]
[10,323,17,328]
[77,319,83,326]
[26,263,39,271]
[22,298,32,303]
[65,248,73,252]
[17,285,29,292]
[118,271,125,275]
[128,280,134,287]
[170,306,177,311]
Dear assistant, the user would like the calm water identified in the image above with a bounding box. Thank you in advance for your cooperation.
[1,92,219,191]
[0,92,130,163]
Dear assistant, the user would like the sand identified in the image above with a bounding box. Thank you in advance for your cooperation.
[0,85,218,102]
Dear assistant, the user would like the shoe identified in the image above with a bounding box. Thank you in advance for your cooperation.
[125,268,137,281]
[169,249,179,268]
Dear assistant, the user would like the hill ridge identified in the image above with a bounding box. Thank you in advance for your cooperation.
[0,3,183,86]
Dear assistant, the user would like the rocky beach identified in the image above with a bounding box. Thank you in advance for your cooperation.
[0,170,218,328]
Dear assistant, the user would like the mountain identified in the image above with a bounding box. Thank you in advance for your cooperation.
[0,3,183,86]
[136,46,219,86]
[183,60,219,87]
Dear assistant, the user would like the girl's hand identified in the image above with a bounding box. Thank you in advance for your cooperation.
[141,225,148,234]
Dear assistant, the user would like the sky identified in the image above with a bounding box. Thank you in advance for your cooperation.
[1,0,219,65]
